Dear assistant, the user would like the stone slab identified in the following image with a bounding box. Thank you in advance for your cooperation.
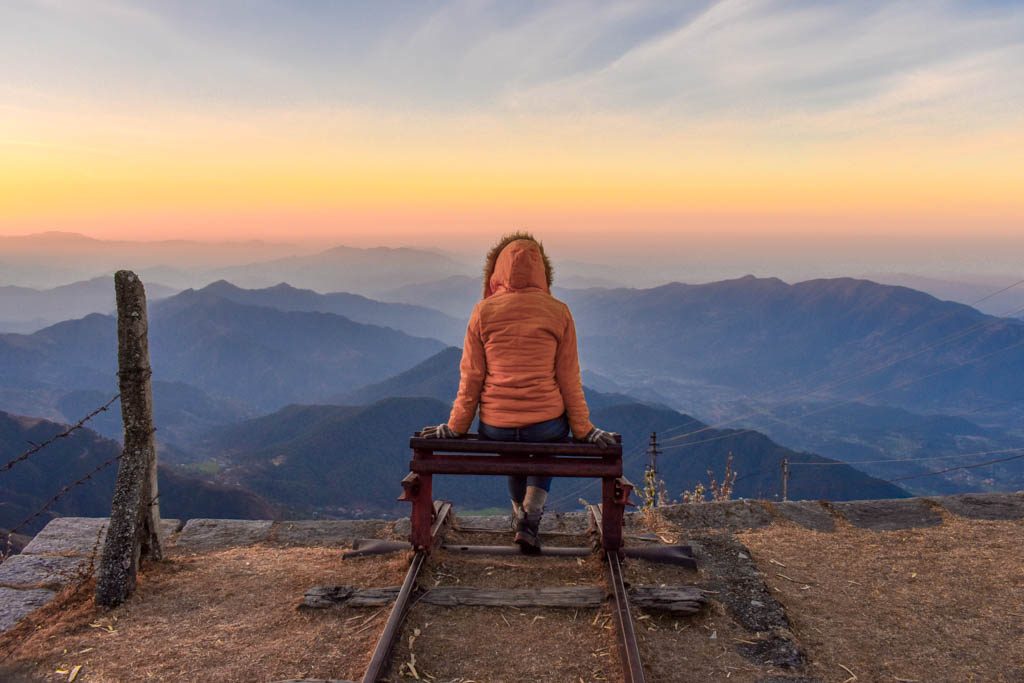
[0,553,90,589]
[271,520,390,547]
[934,492,1024,520]
[831,498,943,531]
[20,517,110,556]
[21,517,181,557]
[656,500,774,530]
[175,519,273,552]
[769,501,836,532]
[0,587,56,632]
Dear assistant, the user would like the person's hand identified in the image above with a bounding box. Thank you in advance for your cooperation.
[421,423,460,439]
[585,427,618,447]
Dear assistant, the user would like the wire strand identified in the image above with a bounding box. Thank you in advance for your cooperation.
[1,394,120,474]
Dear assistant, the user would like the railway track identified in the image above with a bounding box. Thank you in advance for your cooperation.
[359,503,649,683]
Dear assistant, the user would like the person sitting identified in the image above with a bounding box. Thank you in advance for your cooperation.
[421,231,617,553]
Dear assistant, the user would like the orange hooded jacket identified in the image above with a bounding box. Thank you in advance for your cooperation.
[447,236,595,438]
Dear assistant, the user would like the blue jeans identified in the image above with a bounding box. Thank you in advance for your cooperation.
[479,414,570,500]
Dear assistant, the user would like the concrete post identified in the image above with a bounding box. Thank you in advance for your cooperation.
[95,270,162,607]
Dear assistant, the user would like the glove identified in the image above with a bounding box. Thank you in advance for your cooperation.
[585,427,618,447]
[421,423,460,439]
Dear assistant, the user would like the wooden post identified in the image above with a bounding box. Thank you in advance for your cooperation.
[96,270,162,608]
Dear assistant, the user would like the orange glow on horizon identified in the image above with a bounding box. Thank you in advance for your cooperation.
[2,103,1022,244]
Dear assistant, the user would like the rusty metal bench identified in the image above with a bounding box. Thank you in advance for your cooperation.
[404,434,633,552]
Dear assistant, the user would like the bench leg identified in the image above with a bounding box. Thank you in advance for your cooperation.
[399,472,434,550]
[601,476,635,553]
[602,477,623,552]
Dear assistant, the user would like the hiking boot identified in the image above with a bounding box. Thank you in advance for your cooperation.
[515,511,542,555]
[510,500,525,532]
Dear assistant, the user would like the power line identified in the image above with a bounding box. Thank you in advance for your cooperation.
[1,394,120,474]
[787,447,1024,467]
[885,451,1024,483]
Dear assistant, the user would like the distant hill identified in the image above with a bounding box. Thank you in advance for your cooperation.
[212,245,473,297]
[193,397,907,517]
[337,347,465,405]
[560,276,1024,421]
[0,276,178,334]
[192,280,463,345]
[0,411,279,538]
[0,289,446,421]
[338,346,661,413]
[0,231,307,289]
[379,275,481,318]
[866,273,1024,317]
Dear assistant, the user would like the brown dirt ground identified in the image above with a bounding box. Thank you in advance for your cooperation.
[387,604,620,683]
[0,545,409,682]
[624,555,793,682]
[739,515,1024,683]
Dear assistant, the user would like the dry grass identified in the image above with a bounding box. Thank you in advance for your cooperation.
[624,556,778,683]
[740,516,1024,683]
[1,545,409,682]
[6,514,1019,682]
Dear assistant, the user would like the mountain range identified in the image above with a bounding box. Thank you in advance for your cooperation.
[338,346,1012,497]
[0,285,446,433]
[193,280,464,345]
[557,276,1024,424]
[3,272,1023,509]
[0,276,178,334]
[190,396,907,518]
[211,245,473,297]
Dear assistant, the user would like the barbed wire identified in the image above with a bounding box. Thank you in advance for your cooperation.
[1,394,120,474]
[1,451,122,562]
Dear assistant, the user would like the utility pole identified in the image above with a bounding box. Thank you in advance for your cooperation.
[645,432,664,506]
[781,457,790,502]
[647,432,661,474]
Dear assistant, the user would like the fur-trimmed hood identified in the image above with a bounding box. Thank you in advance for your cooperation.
[482,231,554,298]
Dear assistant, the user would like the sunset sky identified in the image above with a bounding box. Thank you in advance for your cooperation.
[1,0,1022,259]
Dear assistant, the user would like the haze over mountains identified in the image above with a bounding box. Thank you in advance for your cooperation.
[0,285,446,422]
[4,232,1019,313]
[0,276,179,334]
[2,235,1023,542]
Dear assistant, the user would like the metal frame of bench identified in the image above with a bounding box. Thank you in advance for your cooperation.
[404,434,632,552]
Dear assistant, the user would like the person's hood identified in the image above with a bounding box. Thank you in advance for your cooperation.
[483,233,553,298]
